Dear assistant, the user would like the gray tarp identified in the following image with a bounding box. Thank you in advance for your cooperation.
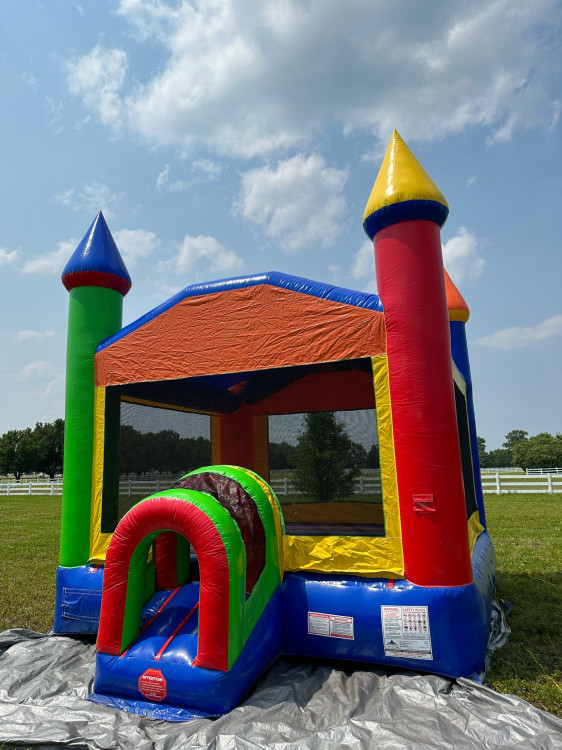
[0,629,560,750]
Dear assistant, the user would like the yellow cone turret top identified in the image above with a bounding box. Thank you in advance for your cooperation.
[363,130,449,240]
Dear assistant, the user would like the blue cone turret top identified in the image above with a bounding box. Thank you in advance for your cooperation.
[62,211,132,295]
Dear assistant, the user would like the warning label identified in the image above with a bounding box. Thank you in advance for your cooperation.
[308,611,354,640]
[381,605,433,660]
[138,668,168,702]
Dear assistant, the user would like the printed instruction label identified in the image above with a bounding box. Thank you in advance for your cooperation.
[381,605,433,660]
[138,668,168,702]
[308,611,354,640]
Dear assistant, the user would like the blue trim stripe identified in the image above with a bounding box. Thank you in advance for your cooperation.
[96,272,383,353]
[363,199,449,240]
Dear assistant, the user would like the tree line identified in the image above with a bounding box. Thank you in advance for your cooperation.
[1,419,560,482]
[477,429,562,471]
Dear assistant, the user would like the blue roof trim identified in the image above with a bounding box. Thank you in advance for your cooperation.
[96,271,383,353]
[363,199,449,240]
[62,211,131,284]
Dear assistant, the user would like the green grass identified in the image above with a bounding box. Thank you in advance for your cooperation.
[485,493,562,717]
[0,496,61,633]
[0,493,560,717]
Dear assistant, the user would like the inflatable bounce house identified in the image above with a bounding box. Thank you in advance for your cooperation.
[53,131,495,721]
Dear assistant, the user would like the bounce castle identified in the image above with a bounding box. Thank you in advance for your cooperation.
[54,131,495,720]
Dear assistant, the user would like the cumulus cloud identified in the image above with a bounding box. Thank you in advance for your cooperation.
[478,314,562,350]
[352,240,375,279]
[161,234,243,281]
[16,330,56,341]
[0,247,19,267]
[113,228,160,266]
[55,182,122,218]
[18,361,55,381]
[235,154,348,252]
[20,239,76,275]
[66,45,128,132]
[64,0,561,157]
[442,227,485,284]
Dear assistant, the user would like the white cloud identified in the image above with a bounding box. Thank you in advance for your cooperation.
[31,374,65,400]
[156,160,222,193]
[45,96,64,134]
[352,240,374,279]
[113,228,160,266]
[155,164,189,191]
[466,176,477,189]
[18,361,55,381]
[55,182,122,218]
[66,45,128,132]
[478,314,562,350]
[18,71,37,88]
[235,154,348,252]
[192,159,223,181]
[156,164,170,191]
[64,0,561,157]
[20,239,76,275]
[161,234,243,281]
[442,227,485,284]
[16,330,56,341]
[0,248,19,267]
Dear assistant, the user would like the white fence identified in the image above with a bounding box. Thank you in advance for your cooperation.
[481,471,562,494]
[1,471,561,497]
[269,475,382,497]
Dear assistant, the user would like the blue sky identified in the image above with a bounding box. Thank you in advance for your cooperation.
[1,0,561,450]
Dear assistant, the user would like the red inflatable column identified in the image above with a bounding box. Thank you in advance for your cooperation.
[363,131,472,587]
[214,404,256,471]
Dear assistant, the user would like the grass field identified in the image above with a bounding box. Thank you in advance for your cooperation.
[0,493,560,717]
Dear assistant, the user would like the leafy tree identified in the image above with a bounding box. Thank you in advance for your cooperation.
[292,412,359,502]
[503,429,528,452]
[349,441,367,470]
[119,425,146,475]
[181,435,211,472]
[365,442,380,469]
[0,428,34,480]
[119,426,211,475]
[269,441,296,470]
[512,432,562,471]
[486,447,512,468]
[32,420,64,478]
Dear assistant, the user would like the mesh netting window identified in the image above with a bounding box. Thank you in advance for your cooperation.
[101,399,211,532]
[268,409,384,537]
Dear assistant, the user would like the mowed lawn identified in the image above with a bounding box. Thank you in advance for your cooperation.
[0,492,560,717]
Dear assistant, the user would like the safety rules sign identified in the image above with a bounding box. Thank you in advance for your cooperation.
[308,611,354,639]
[381,605,433,660]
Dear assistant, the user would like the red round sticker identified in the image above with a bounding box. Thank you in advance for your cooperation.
[138,668,167,702]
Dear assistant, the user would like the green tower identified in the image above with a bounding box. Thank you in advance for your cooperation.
[60,212,131,568]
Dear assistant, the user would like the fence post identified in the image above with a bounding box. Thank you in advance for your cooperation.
[496,470,501,495]
[547,473,553,494]
[128,479,131,497]
[28,483,32,495]
[51,481,54,496]
[283,477,288,496]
